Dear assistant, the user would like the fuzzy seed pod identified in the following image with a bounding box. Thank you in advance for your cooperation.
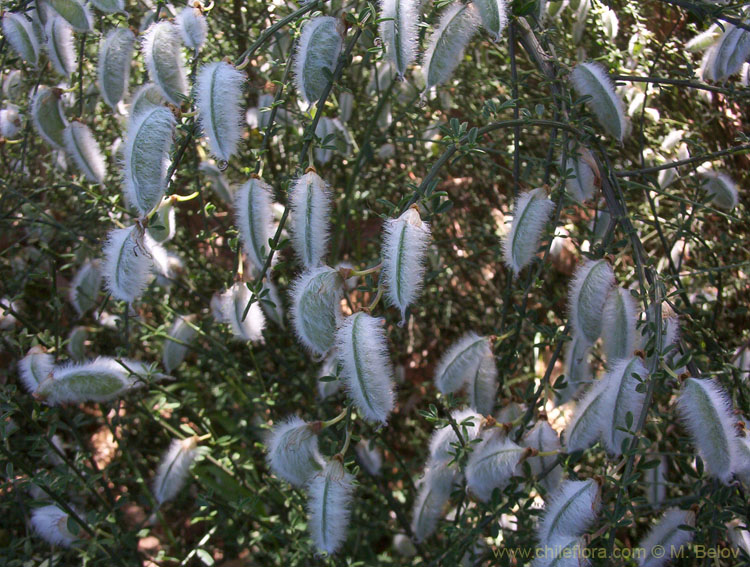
[537,479,600,543]
[45,15,76,77]
[524,421,562,493]
[336,312,396,424]
[556,334,592,404]
[31,505,75,547]
[700,171,739,210]
[3,12,40,66]
[219,283,266,342]
[474,0,507,41]
[289,170,332,269]
[308,458,354,554]
[63,122,106,184]
[153,437,198,505]
[382,206,431,322]
[103,224,167,303]
[177,5,207,50]
[67,326,87,360]
[69,259,101,316]
[466,429,524,502]
[90,0,125,13]
[687,24,720,52]
[32,87,68,150]
[570,62,629,143]
[702,24,750,82]
[18,346,54,394]
[234,177,276,274]
[142,21,188,106]
[423,3,480,90]
[638,508,695,567]
[601,287,638,362]
[162,314,198,372]
[129,83,166,122]
[123,106,176,215]
[0,105,22,138]
[434,332,491,395]
[48,0,92,31]
[294,16,342,107]
[266,416,325,487]
[468,348,498,416]
[565,376,608,452]
[290,267,344,357]
[599,356,647,455]
[148,196,177,242]
[196,62,245,162]
[568,259,615,343]
[411,464,456,542]
[563,146,599,203]
[355,439,383,476]
[98,27,136,109]
[379,0,419,78]
[428,408,483,465]
[503,187,555,276]
[677,377,738,483]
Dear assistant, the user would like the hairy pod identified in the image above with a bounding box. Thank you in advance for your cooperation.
[503,187,555,276]
[18,346,54,394]
[234,176,276,274]
[32,87,68,150]
[537,479,600,543]
[63,121,107,184]
[702,24,750,82]
[468,347,498,416]
[48,0,92,32]
[335,312,396,424]
[142,21,189,106]
[31,505,75,547]
[601,287,638,362]
[474,0,507,42]
[266,416,325,487]
[162,314,198,372]
[637,508,695,567]
[428,408,483,465]
[379,0,419,78]
[69,258,102,316]
[103,224,166,303]
[3,12,40,66]
[423,3,480,90]
[153,437,198,505]
[434,333,491,395]
[565,375,608,452]
[598,356,647,455]
[90,0,125,13]
[129,83,166,122]
[196,61,245,162]
[556,334,592,403]
[568,258,615,343]
[686,24,720,53]
[523,421,562,493]
[308,459,354,554]
[177,5,208,50]
[294,16,343,107]
[219,282,266,342]
[45,15,76,77]
[563,146,599,203]
[290,267,344,357]
[466,429,524,502]
[570,61,630,143]
[123,106,176,216]
[355,439,383,476]
[700,171,739,210]
[289,170,332,269]
[0,104,23,138]
[411,463,456,542]
[98,27,136,109]
[67,326,87,360]
[382,206,431,323]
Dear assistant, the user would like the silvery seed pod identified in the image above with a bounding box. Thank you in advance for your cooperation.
[379,0,419,78]
[234,176,276,274]
[503,187,555,276]
[153,437,199,505]
[601,286,638,362]
[266,416,325,487]
[196,61,245,162]
[568,258,615,343]
[474,0,508,42]
[129,83,166,123]
[99,27,136,110]
[63,121,107,184]
[290,267,344,357]
[293,16,343,107]
[289,169,332,269]
[18,346,54,394]
[176,5,208,51]
[44,15,76,77]
[307,458,354,554]
[537,479,600,543]
[570,61,630,143]
[142,21,188,106]
[90,0,125,13]
[2,12,40,66]
[48,0,92,32]
[31,87,68,150]
[69,258,102,316]
[637,508,695,567]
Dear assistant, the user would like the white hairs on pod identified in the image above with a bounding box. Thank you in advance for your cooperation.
[686,24,720,52]
[733,435,750,485]
[266,416,325,487]
[48,0,92,31]
[219,282,266,342]
[32,87,68,150]
[335,312,396,424]
[196,61,245,162]
[537,479,600,544]
[0,105,22,138]
[570,62,630,143]
[153,437,198,505]
[355,439,383,476]
[18,346,54,394]
[638,508,695,567]
[601,287,638,362]
[468,348,498,416]
[162,314,198,372]
[142,21,188,106]
[69,259,101,316]
[382,206,431,323]
[434,332,491,395]
[702,24,750,82]
[503,187,555,276]
[45,15,76,77]
[98,27,136,110]
[466,429,524,502]
[289,170,332,269]
[556,334,592,404]
[3,12,40,66]
[290,267,343,357]
[103,224,166,303]
[700,171,739,210]
[677,377,738,483]
[564,376,609,452]
[474,0,507,41]
[90,0,125,13]
[308,458,354,554]
[31,505,76,547]
[148,196,177,243]
[523,421,562,493]
[411,463,456,542]
[598,356,647,455]
[568,258,615,343]
[379,0,419,78]
[422,3,481,91]
[563,146,599,203]
[67,326,87,360]
[177,5,208,50]
[428,408,483,465]
[234,176,276,273]
[63,122,106,184]
[122,106,176,216]
[129,83,166,123]
[294,16,343,107]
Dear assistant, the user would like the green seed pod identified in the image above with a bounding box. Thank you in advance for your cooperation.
[290,266,344,357]
[31,87,68,150]
[45,15,76,78]
[48,0,92,32]
[379,0,419,79]
[2,12,40,67]
[148,196,177,242]
[129,82,166,122]
[293,16,343,107]
[563,146,599,203]
[601,286,638,362]
[69,259,101,316]
[142,21,189,106]
[99,27,136,110]
[63,121,107,184]
[67,326,87,361]
[90,0,125,14]
[700,171,739,210]
[568,258,615,343]
[702,24,750,82]
[473,0,507,42]
[234,176,276,274]
[196,61,245,162]
[570,61,630,143]
[503,187,555,276]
